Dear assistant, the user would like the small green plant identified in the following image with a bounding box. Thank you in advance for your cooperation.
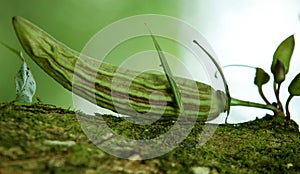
[216,35,298,120]
[250,35,298,120]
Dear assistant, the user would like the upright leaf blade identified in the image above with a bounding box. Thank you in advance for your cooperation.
[271,35,295,75]
[147,28,183,111]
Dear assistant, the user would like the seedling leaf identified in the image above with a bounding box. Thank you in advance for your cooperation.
[271,35,295,75]
[254,68,270,87]
[288,73,300,96]
[147,26,183,111]
[15,52,36,103]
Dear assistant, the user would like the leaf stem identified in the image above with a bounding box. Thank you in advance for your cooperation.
[274,82,283,111]
[258,86,271,105]
[230,97,280,113]
[285,95,293,120]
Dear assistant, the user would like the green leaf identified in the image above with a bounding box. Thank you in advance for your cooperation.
[288,73,300,96]
[254,68,270,87]
[15,52,36,103]
[271,35,295,75]
[147,27,183,111]
[273,60,286,83]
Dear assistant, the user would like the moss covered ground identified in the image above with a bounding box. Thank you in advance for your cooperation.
[0,103,299,174]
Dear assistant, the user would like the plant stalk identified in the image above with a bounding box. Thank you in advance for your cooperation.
[258,86,271,105]
[285,95,293,120]
[273,82,283,111]
[230,97,280,114]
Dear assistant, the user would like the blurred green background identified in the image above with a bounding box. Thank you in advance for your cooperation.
[0,0,204,108]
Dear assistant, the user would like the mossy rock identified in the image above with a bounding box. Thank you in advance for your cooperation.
[0,103,299,174]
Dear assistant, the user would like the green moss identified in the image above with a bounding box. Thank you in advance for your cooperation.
[0,103,299,173]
